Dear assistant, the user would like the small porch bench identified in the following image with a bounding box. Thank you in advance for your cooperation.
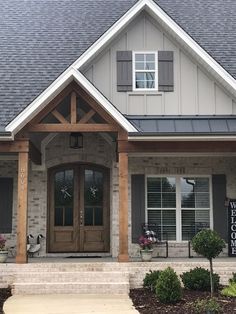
[141,223,169,258]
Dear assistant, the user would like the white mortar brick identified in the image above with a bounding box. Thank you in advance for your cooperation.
[1,141,236,258]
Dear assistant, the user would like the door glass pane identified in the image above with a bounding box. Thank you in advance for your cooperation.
[84,170,103,206]
[54,169,74,226]
[55,207,63,226]
[84,207,93,226]
[54,170,74,206]
[84,169,104,226]
[95,207,103,226]
[64,207,73,226]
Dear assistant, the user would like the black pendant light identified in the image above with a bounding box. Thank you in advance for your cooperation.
[70,132,83,149]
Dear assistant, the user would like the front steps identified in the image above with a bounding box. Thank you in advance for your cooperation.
[0,259,235,295]
[12,270,129,295]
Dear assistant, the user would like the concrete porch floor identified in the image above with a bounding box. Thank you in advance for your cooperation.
[4,256,236,263]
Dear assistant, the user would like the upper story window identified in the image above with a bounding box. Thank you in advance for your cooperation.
[133,52,157,91]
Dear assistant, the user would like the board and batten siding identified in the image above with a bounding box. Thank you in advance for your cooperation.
[83,12,236,116]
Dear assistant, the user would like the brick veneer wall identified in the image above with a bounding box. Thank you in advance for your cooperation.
[128,156,236,257]
[1,140,236,257]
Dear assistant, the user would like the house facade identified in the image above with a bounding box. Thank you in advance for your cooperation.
[0,0,236,263]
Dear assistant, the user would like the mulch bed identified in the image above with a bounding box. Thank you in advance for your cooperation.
[130,288,236,313]
[0,288,11,314]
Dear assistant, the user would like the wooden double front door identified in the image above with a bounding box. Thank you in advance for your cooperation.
[48,164,110,253]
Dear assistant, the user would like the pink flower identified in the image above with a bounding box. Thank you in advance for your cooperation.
[139,235,153,250]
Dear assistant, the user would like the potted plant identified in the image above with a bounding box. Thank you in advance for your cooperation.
[139,235,153,262]
[0,234,8,263]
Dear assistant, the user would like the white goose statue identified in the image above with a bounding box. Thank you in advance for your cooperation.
[27,234,34,252]
[28,234,44,257]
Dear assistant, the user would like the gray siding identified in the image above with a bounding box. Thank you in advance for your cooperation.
[83,12,236,116]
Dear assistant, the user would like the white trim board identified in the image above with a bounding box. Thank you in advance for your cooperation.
[128,135,236,141]
[5,0,236,136]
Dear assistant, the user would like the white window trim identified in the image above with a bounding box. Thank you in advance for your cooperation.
[145,174,213,242]
[132,51,158,91]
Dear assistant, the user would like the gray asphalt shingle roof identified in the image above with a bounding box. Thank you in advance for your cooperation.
[128,116,236,136]
[0,0,236,128]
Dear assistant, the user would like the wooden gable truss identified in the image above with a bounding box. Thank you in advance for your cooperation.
[25,82,121,134]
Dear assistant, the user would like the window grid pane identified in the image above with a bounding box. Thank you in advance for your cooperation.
[134,53,156,89]
[148,209,176,240]
[147,177,176,240]
[181,177,210,240]
[146,176,211,241]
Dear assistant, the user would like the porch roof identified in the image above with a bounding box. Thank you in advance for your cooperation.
[127,115,236,136]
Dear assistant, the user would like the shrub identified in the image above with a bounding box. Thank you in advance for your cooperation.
[181,267,220,291]
[192,229,225,296]
[191,297,222,313]
[229,272,236,284]
[155,267,182,304]
[221,282,236,297]
[143,270,161,291]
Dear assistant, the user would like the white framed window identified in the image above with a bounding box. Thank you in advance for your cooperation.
[146,175,212,241]
[133,51,158,91]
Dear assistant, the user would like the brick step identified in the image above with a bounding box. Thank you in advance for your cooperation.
[14,271,129,283]
[12,282,129,295]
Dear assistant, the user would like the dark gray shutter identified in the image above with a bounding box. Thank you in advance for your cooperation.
[131,174,145,243]
[158,51,174,92]
[0,178,13,233]
[117,51,132,92]
[212,174,227,241]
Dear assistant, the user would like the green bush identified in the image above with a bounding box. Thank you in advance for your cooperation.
[192,229,225,260]
[192,297,222,313]
[192,229,225,296]
[221,282,236,297]
[143,270,161,291]
[181,267,220,291]
[229,272,236,284]
[155,267,182,304]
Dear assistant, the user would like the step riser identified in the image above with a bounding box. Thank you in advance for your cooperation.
[12,283,129,295]
[14,272,129,283]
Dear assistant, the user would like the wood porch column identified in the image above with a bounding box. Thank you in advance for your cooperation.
[16,151,29,263]
[118,131,129,262]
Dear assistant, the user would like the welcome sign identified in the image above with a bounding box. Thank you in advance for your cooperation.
[228,200,236,257]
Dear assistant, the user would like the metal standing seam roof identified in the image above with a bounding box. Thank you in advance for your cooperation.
[0,0,236,128]
[127,116,236,136]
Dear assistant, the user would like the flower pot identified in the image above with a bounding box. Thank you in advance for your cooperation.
[0,251,8,263]
[140,249,153,262]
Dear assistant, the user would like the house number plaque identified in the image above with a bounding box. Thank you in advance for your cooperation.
[228,200,236,257]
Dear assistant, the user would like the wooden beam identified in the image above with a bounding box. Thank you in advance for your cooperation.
[29,84,74,125]
[29,141,42,165]
[28,123,118,132]
[73,85,123,130]
[78,109,95,124]
[118,152,129,262]
[51,109,69,124]
[16,152,29,264]
[71,92,77,124]
[118,140,236,153]
[0,140,29,153]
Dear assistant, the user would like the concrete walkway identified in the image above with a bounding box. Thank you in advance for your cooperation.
[3,294,139,314]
